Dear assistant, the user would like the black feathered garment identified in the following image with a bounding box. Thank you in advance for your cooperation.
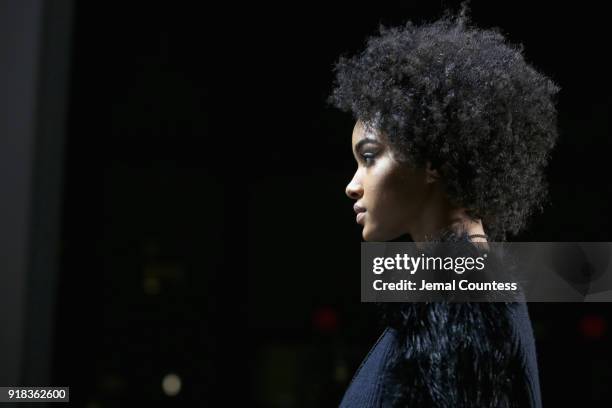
[338,230,542,408]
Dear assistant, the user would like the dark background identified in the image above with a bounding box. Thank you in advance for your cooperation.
[47,0,612,406]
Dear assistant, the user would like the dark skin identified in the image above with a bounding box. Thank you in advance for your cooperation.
[346,119,488,244]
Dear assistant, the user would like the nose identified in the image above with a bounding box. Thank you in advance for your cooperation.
[345,173,363,200]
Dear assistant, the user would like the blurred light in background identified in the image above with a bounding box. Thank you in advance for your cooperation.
[312,306,339,333]
[162,372,182,396]
[579,314,606,340]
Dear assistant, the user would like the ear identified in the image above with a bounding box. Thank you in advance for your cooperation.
[425,161,441,184]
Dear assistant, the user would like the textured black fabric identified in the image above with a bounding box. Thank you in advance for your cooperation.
[339,231,542,407]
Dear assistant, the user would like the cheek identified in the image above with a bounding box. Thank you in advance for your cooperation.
[365,168,400,212]
[370,166,425,222]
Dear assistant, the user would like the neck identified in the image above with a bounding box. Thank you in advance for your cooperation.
[408,200,487,244]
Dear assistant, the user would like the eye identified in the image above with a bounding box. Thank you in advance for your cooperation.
[361,152,377,166]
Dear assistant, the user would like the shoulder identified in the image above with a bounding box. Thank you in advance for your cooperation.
[380,301,541,407]
[507,301,543,407]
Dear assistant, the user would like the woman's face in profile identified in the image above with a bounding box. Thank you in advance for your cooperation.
[346,120,432,241]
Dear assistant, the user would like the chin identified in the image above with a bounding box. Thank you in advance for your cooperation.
[362,225,388,242]
[362,224,404,242]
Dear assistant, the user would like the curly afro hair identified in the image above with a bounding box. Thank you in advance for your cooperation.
[328,3,561,241]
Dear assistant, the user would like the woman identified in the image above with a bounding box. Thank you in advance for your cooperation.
[328,5,560,408]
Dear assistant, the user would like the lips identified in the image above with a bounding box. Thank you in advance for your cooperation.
[354,203,366,224]
[353,203,366,214]
[356,212,366,224]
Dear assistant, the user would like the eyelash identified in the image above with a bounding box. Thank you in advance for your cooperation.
[361,152,376,166]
